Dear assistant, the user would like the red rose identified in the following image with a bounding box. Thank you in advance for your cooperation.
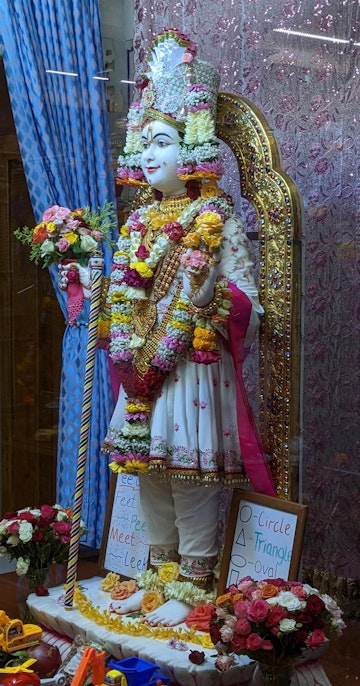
[18,511,37,524]
[163,222,184,241]
[306,594,325,615]
[305,629,326,649]
[32,530,45,543]
[265,606,288,627]
[189,651,205,665]
[35,585,50,597]
[231,634,247,652]
[246,633,263,651]
[296,611,313,625]
[40,505,58,520]
[294,628,308,644]
[247,599,270,623]
[209,622,221,645]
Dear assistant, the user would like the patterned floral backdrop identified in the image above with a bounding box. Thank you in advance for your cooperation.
[132,0,359,613]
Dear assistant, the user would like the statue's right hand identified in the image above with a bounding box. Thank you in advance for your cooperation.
[57,262,91,299]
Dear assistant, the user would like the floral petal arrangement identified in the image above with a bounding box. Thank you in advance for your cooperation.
[209,576,346,672]
[0,504,87,595]
[14,201,116,268]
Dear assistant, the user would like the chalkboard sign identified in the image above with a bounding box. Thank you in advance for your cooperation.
[99,473,149,579]
[218,490,307,594]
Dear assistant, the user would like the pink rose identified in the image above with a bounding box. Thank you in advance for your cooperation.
[135,245,150,259]
[305,629,326,649]
[53,520,71,542]
[261,639,274,651]
[289,584,308,600]
[246,633,263,651]
[235,618,251,636]
[43,205,71,222]
[234,600,250,618]
[247,599,270,623]
[182,51,194,63]
[181,249,208,270]
[57,237,71,252]
[7,521,19,534]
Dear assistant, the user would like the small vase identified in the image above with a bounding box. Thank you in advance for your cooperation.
[16,566,53,622]
[257,661,294,686]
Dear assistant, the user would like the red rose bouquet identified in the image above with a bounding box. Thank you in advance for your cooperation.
[210,576,345,673]
[0,504,87,595]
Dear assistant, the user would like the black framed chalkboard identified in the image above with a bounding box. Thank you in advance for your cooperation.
[99,473,149,578]
[218,490,308,594]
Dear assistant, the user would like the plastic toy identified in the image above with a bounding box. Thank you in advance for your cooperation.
[70,646,107,686]
[107,657,170,686]
[0,658,40,685]
[0,614,42,653]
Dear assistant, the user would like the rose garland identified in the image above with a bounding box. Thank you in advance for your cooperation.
[103,191,234,473]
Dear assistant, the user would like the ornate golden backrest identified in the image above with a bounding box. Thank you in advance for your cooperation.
[216,92,302,501]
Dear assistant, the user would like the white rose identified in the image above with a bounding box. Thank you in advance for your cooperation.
[80,235,98,252]
[279,618,297,633]
[277,591,302,611]
[16,555,30,576]
[19,520,33,543]
[40,239,55,256]
[7,534,20,546]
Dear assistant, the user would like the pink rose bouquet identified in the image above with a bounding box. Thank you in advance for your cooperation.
[210,577,345,671]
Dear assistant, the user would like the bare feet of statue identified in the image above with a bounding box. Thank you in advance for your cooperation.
[109,589,146,614]
[144,599,192,627]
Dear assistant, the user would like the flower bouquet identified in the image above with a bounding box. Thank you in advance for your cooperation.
[14,202,116,324]
[210,576,345,682]
[0,504,87,596]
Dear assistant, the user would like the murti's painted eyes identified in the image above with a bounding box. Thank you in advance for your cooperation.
[142,138,174,149]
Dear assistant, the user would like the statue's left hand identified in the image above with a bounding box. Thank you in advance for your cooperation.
[182,250,221,307]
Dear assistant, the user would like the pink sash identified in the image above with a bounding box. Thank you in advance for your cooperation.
[227,283,277,497]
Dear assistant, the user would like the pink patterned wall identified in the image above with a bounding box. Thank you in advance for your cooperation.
[132,0,360,592]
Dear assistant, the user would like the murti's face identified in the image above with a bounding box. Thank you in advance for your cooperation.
[141,120,187,196]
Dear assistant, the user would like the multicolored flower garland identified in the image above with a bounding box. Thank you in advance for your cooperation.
[103,190,234,474]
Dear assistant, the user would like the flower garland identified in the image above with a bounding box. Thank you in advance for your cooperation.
[104,190,234,474]
[136,567,216,607]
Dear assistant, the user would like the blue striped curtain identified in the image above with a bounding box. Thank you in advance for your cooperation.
[0,0,117,547]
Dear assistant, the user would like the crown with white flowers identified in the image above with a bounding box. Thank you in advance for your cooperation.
[117,28,223,187]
